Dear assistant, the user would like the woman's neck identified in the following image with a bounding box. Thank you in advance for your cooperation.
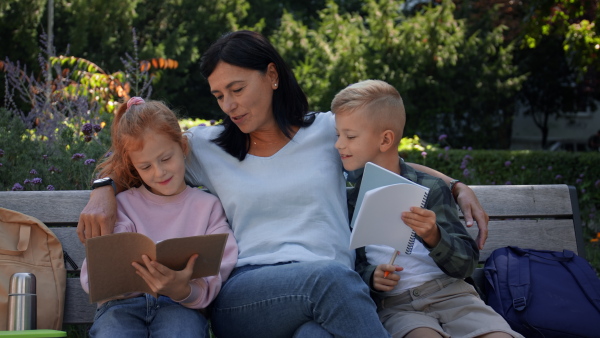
[248,125,299,157]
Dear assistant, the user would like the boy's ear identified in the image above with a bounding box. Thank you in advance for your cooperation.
[379,130,395,152]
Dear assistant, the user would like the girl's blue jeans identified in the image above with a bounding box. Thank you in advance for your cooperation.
[210,260,391,338]
[90,294,208,338]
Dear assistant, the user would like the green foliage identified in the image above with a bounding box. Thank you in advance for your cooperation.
[401,139,600,229]
[271,0,524,148]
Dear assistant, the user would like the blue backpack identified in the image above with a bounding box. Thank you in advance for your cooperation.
[484,246,600,338]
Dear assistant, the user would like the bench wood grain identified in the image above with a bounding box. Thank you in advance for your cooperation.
[0,184,585,325]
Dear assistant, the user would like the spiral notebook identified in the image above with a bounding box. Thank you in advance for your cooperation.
[349,162,429,254]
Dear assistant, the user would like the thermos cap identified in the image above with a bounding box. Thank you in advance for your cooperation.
[9,272,36,294]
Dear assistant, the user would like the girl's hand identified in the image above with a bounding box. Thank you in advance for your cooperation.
[402,207,440,247]
[132,254,197,301]
[372,264,403,292]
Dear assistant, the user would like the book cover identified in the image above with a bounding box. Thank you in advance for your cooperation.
[349,162,429,254]
[85,232,228,303]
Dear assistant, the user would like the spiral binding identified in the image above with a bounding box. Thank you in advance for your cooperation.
[405,232,417,254]
[405,191,429,255]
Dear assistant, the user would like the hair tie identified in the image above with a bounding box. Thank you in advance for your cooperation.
[126,97,145,110]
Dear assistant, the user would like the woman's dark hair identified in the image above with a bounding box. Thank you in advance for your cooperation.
[200,30,314,160]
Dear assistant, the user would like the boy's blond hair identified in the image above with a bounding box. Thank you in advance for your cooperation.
[331,80,406,142]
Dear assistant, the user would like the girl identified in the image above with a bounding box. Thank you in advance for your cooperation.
[80,97,238,338]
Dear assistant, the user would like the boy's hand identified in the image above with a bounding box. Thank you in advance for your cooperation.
[402,207,440,248]
[454,182,489,250]
[373,264,403,292]
[132,254,197,301]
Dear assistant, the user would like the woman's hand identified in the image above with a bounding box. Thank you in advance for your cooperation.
[453,182,489,250]
[133,254,197,301]
[77,186,117,243]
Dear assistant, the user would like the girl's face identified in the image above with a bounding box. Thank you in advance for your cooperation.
[129,130,187,196]
[207,61,279,134]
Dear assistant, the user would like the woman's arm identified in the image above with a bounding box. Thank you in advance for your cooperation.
[76,185,118,243]
[406,162,489,250]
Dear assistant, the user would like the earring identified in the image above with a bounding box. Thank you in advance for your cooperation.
[274,83,278,87]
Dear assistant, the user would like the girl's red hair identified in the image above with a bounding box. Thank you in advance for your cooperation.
[95,99,189,189]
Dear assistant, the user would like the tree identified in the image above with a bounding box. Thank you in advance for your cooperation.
[272,0,524,148]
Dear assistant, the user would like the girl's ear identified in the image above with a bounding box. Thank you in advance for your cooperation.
[267,62,279,88]
[380,130,395,152]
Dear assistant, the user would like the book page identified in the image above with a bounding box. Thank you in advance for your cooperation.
[351,162,424,229]
[349,183,427,252]
[156,233,229,279]
[86,232,155,303]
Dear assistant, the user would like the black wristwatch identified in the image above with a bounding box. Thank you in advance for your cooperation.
[91,177,117,194]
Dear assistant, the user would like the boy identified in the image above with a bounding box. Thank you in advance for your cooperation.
[332,80,522,338]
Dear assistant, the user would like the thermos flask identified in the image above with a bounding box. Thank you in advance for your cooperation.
[7,272,37,330]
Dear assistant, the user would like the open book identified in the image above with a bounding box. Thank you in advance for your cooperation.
[349,162,429,254]
[85,232,228,303]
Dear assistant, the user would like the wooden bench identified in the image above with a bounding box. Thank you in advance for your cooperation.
[0,184,585,328]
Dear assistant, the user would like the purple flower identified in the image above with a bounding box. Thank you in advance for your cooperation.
[438,134,447,141]
[23,179,31,185]
[71,153,86,160]
[444,146,450,151]
[555,174,563,180]
[595,180,600,188]
[505,181,512,185]
[31,178,42,184]
[42,155,48,160]
[580,173,585,178]
[12,183,24,191]
[29,169,38,175]
[210,120,216,126]
[0,149,4,157]
[421,151,427,158]
[93,124,102,133]
[464,155,473,160]
[521,166,526,170]
[504,161,511,167]
[582,188,586,194]
[105,151,113,158]
[46,185,55,191]
[84,159,96,166]
[463,168,470,178]
[84,135,92,142]
[576,179,583,184]
[82,123,93,136]
[467,146,473,151]
[0,163,3,167]
[48,165,62,173]
[548,166,553,171]
[199,123,206,126]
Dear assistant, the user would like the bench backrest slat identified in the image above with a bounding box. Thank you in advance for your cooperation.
[467,185,573,218]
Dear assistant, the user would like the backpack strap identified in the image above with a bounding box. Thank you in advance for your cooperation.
[507,246,529,311]
[0,224,31,255]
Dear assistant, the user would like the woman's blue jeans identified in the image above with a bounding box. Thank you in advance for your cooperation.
[90,294,208,338]
[210,260,391,338]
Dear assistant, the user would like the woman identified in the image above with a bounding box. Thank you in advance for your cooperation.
[78,30,488,337]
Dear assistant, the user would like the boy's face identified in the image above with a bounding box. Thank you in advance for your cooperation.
[334,108,383,171]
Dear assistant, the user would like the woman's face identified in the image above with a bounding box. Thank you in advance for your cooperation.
[208,61,279,134]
